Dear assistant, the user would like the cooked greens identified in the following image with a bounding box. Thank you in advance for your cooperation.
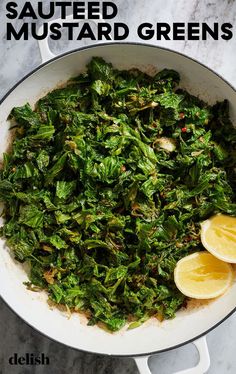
[1,57,236,331]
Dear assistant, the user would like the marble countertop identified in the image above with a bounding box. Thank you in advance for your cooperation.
[1,0,236,373]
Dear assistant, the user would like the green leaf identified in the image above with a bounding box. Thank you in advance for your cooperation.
[91,80,111,96]
[56,181,77,200]
[155,91,183,110]
[105,266,127,285]
[19,205,44,228]
[36,150,50,171]
[7,237,33,261]
[46,153,68,183]
[49,284,65,303]
[13,162,37,180]
[31,125,55,140]
[87,57,115,82]
[49,235,68,250]
[9,103,42,128]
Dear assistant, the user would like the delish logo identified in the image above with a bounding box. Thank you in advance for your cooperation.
[9,353,49,366]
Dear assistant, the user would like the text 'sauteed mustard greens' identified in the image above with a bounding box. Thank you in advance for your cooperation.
[1,58,236,331]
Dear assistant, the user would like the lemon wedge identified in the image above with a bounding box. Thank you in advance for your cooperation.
[201,214,236,263]
[174,252,233,299]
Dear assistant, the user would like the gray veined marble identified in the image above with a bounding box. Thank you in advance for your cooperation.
[1,0,236,373]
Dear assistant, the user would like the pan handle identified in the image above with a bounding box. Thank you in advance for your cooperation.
[134,336,210,374]
[37,12,105,63]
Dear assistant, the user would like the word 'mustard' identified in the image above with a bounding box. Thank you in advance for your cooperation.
[6,21,233,41]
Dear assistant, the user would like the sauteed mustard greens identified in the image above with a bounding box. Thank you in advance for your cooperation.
[0,57,236,331]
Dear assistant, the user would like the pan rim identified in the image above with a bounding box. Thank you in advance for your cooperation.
[1,295,236,358]
[1,41,236,358]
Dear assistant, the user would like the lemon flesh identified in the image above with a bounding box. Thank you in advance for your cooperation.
[201,214,236,263]
[174,252,233,299]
